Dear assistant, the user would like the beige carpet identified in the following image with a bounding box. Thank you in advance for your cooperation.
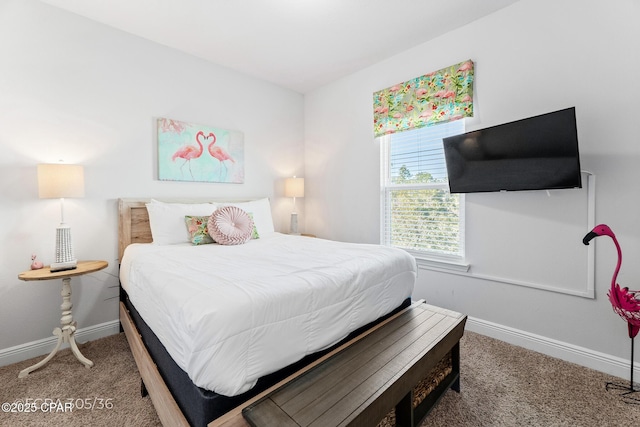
[1,331,638,426]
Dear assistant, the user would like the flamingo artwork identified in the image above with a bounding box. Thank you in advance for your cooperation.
[583,224,640,402]
[171,131,214,180]
[158,117,244,183]
[207,138,235,180]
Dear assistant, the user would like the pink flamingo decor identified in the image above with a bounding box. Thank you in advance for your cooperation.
[207,138,235,180]
[30,254,44,270]
[172,131,214,180]
[583,224,640,403]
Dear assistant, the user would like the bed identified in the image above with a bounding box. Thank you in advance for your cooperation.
[118,198,416,426]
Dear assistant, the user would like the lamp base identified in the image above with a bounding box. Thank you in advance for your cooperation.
[53,225,77,272]
[289,212,300,235]
[51,259,78,272]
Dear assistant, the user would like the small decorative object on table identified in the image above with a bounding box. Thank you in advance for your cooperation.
[30,254,43,270]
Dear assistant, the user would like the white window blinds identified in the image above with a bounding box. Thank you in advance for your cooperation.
[380,120,465,260]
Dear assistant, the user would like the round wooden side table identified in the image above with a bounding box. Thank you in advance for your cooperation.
[17,260,108,378]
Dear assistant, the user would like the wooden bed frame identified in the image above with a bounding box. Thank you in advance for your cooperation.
[117,198,417,427]
[118,198,188,426]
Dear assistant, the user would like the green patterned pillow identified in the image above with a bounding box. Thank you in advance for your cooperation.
[185,214,259,245]
[185,215,215,245]
[247,212,260,239]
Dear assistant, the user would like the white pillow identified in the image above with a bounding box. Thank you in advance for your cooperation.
[223,198,275,236]
[146,200,218,245]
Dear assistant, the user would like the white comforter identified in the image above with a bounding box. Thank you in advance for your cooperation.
[120,233,415,396]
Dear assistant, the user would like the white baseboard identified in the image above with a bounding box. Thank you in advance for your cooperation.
[467,316,639,382]
[3,316,637,383]
[0,320,120,368]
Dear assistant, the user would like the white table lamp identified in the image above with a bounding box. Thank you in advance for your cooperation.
[38,164,85,271]
[285,176,304,235]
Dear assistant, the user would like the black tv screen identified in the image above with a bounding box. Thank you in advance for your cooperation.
[442,107,582,193]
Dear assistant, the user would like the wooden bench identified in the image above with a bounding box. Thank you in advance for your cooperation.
[242,302,466,427]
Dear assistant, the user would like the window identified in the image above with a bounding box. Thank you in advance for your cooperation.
[380,120,466,267]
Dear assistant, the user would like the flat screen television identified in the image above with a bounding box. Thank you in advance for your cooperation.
[442,107,582,193]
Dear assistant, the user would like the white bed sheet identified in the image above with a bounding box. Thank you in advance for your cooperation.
[120,232,415,396]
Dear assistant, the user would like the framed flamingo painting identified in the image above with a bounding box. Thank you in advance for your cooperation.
[157,117,244,183]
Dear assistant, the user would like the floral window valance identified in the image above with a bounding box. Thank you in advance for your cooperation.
[373,60,474,138]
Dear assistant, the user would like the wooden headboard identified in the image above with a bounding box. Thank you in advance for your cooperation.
[117,198,258,261]
[118,199,153,261]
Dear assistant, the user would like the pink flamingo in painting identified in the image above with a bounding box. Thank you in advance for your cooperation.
[583,224,640,402]
[207,138,235,179]
[172,131,213,180]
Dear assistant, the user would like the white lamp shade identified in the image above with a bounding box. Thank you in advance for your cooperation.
[285,177,304,198]
[38,164,85,199]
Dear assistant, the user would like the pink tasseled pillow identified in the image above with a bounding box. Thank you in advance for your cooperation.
[207,206,254,245]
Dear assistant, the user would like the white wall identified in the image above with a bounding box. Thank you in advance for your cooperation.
[0,0,304,356]
[305,0,640,371]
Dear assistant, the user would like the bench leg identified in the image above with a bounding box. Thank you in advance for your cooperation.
[451,342,461,393]
[141,378,149,398]
[395,390,414,427]
[411,342,463,426]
